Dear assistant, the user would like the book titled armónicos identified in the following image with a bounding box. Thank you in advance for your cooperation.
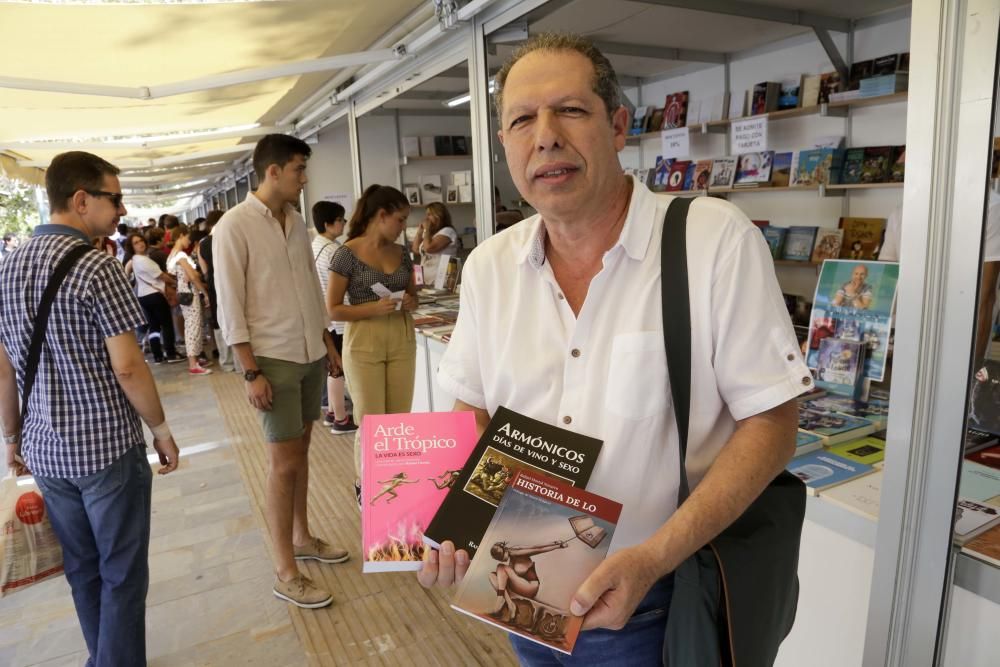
[450,469,621,656]
[423,406,603,557]
[361,412,478,573]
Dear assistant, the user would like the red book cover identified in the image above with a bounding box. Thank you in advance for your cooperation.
[665,160,690,191]
[451,469,622,656]
[661,91,689,129]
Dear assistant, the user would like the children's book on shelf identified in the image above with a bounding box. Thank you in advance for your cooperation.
[890,146,905,182]
[450,469,621,656]
[691,160,713,191]
[665,161,690,192]
[818,71,843,103]
[778,80,801,110]
[821,469,883,520]
[954,498,1000,545]
[840,148,866,184]
[646,108,664,133]
[799,409,876,446]
[792,149,825,186]
[966,429,1000,454]
[681,162,697,191]
[800,74,821,107]
[360,412,479,572]
[861,146,893,183]
[806,259,900,381]
[733,151,774,187]
[423,406,604,557]
[630,106,649,135]
[839,217,886,260]
[796,430,824,457]
[662,92,689,129]
[828,437,887,467]
[763,227,787,259]
[708,157,737,189]
[872,53,900,76]
[969,360,1000,435]
[781,226,818,262]
[814,337,866,397]
[962,522,1000,567]
[787,449,876,495]
[651,155,673,191]
[771,152,793,187]
[811,229,844,264]
[751,81,781,115]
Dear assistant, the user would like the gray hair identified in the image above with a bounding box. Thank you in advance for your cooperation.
[493,33,622,122]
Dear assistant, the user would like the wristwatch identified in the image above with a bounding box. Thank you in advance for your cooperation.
[243,369,263,382]
[3,432,19,446]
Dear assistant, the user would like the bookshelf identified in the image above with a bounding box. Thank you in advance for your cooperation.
[653,182,902,198]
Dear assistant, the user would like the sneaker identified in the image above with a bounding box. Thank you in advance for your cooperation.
[154,358,166,365]
[164,355,184,364]
[272,574,333,609]
[330,416,358,434]
[189,366,213,376]
[322,412,337,427]
[294,537,350,564]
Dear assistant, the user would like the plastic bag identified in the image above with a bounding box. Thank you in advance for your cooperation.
[0,474,64,597]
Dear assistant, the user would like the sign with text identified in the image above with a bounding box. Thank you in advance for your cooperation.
[731,116,769,152]
[660,127,690,159]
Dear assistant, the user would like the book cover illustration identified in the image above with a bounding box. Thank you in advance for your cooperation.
[811,229,844,263]
[778,80,800,110]
[651,155,673,191]
[821,469,883,520]
[424,407,603,557]
[828,437,887,467]
[420,174,444,204]
[708,156,737,189]
[806,260,899,381]
[861,146,892,183]
[763,226,787,259]
[814,337,865,396]
[691,160,713,191]
[848,60,874,90]
[787,449,875,495]
[799,408,875,445]
[872,54,900,76]
[665,160,691,192]
[751,82,780,115]
[954,497,1000,544]
[452,136,470,155]
[800,75,821,107]
[966,444,1000,470]
[966,429,1000,454]
[629,106,649,135]
[403,183,422,206]
[839,217,886,260]
[662,91,689,129]
[818,71,843,103]
[451,470,621,656]
[793,149,835,186]
[361,412,478,573]
[734,151,774,187]
[771,152,793,187]
[681,162,697,191]
[782,226,818,262]
[890,146,905,182]
[646,108,664,134]
[803,395,889,429]
[840,148,866,184]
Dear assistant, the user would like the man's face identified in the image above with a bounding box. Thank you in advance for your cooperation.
[81,174,126,239]
[273,154,308,204]
[497,50,628,221]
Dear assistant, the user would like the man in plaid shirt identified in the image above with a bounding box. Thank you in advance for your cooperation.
[0,151,180,667]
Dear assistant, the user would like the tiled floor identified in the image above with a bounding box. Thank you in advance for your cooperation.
[1,361,517,666]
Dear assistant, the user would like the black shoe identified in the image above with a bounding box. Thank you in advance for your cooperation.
[331,416,358,434]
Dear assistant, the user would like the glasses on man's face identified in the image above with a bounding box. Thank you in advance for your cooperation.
[85,190,124,209]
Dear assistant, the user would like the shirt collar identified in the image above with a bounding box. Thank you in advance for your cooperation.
[33,223,89,244]
[515,175,656,270]
[245,192,298,220]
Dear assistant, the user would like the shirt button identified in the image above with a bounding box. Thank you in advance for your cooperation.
[558,293,565,300]
[787,354,795,361]
[801,376,812,386]
[563,416,572,425]
[571,349,581,358]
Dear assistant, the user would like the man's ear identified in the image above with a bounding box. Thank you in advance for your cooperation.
[71,190,89,214]
[611,105,630,150]
[266,163,281,183]
[497,129,505,147]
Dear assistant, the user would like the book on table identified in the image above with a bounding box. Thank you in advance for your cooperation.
[423,406,604,558]
[954,497,1000,545]
[795,430,824,457]
[798,408,876,446]
[828,437,886,468]
[787,449,876,495]
[360,412,479,572]
[820,469,883,520]
[450,469,621,656]
[813,337,866,398]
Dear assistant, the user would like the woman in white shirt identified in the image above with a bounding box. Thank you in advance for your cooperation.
[124,233,182,364]
[411,202,459,287]
[167,225,212,376]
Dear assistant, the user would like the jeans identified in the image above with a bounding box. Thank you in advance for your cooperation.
[510,575,674,666]
[34,445,153,667]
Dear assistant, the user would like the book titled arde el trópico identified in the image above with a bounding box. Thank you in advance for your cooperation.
[451,469,621,656]
[423,406,603,557]
[360,412,478,573]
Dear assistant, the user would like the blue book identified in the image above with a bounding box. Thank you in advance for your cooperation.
[763,226,787,259]
[787,449,876,495]
[798,408,876,445]
[795,430,824,457]
[782,226,818,261]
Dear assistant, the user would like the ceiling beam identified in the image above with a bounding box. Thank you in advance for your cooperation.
[591,40,726,64]
[120,171,227,185]
[392,90,458,101]
[627,0,852,32]
[0,126,282,152]
[17,144,252,169]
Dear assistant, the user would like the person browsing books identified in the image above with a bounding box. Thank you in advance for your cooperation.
[411,202,459,286]
[416,34,810,664]
[214,134,349,610]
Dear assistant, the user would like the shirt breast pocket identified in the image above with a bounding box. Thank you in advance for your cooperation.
[605,331,670,421]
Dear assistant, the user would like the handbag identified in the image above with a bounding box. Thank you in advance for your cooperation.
[660,197,806,667]
[1,243,95,596]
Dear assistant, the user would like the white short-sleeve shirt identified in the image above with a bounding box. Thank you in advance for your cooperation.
[437,177,812,551]
[132,254,163,297]
[421,226,459,286]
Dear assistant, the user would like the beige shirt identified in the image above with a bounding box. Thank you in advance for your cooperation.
[214,193,328,364]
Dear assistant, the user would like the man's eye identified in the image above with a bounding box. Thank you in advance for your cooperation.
[561,106,585,114]
[510,116,530,128]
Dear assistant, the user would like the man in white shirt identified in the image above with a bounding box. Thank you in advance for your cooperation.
[418,34,808,662]
[214,134,348,610]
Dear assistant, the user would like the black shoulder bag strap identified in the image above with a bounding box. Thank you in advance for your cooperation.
[19,244,94,427]
[661,198,806,667]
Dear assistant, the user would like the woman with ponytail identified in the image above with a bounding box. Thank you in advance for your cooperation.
[326,185,418,504]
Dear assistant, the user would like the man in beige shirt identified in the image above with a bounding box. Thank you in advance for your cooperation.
[214,134,348,609]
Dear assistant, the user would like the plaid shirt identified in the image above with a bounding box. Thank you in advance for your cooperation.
[0,225,147,478]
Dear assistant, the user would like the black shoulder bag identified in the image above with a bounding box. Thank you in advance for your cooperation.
[19,244,94,427]
[661,197,806,667]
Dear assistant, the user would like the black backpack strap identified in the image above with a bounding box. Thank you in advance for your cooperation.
[19,243,94,427]
[661,196,695,504]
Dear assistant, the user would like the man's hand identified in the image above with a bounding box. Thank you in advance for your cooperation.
[401,293,418,312]
[417,541,470,588]
[570,543,662,631]
[5,443,28,477]
[246,375,273,411]
[152,436,180,475]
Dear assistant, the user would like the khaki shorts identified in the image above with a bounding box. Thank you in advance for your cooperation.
[256,356,326,442]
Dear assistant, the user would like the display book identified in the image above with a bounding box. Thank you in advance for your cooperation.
[359,412,479,572]
[424,406,603,557]
[759,216,887,263]
[451,468,621,655]
[404,170,473,206]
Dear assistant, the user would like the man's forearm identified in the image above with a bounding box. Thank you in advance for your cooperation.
[116,363,167,428]
[0,365,19,438]
[644,399,798,576]
[233,342,258,372]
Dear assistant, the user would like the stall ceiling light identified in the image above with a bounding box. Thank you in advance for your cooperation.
[444,81,494,107]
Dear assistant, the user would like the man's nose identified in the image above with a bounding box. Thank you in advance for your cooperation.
[533,110,564,152]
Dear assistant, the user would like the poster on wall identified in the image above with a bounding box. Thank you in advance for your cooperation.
[805,259,900,382]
